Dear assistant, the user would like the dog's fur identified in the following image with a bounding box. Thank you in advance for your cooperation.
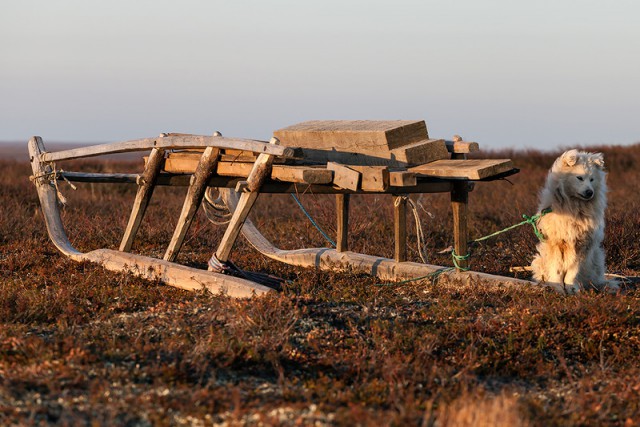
[531,149,608,293]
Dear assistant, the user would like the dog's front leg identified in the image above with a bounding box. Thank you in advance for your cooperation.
[563,259,581,294]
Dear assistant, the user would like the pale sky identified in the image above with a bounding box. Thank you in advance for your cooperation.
[1,0,638,150]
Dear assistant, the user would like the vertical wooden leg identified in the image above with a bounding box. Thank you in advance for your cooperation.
[451,181,469,271]
[336,194,349,252]
[394,195,407,262]
[164,147,220,261]
[119,148,165,252]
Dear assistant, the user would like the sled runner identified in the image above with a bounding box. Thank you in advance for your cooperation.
[29,120,527,297]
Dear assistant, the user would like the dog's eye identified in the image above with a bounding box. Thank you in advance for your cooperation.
[577,176,584,181]
[590,178,594,182]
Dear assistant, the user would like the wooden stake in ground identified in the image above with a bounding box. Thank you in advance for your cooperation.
[336,194,349,252]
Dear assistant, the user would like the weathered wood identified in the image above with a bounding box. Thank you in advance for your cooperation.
[40,135,297,162]
[84,249,272,297]
[275,120,429,152]
[28,137,82,258]
[161,154,333,184]
[348,166,390,192]
[451,181,469,271]
[120,148,165,252]
[327,162,360,191]
[60,170,455,194]
[410,159,514,180]
[29,137,271,298]
[336,194,349,252]
[445,140,479,154]
[164,147,220,262]
[214,138,279,263]
[390,171,417,187]
[295,138,448,167]
[220,189,563,292]
[394,196,407,262]
[389,139,449,165]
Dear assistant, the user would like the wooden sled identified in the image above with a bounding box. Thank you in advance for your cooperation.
[29,120,537,298]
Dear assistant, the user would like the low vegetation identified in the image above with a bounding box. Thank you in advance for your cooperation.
[1,145,639,425]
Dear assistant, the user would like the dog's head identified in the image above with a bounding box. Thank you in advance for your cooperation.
[551,149,605,202]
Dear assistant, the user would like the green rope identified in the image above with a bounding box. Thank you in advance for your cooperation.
[451,249,470,271]
[378,208,552,287]
[473,207,551,244]
[290,193,336,248]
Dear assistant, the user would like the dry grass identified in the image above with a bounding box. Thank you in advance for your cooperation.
[1,145,639,425]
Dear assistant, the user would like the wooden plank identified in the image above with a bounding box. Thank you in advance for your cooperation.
[274,120,428,152]
[326,162,360,191]
[40,135,297,162]
[120,147,165,252]
[389,171,417,187]
[60,171,455,194]
[214,138,279,263]
[348,166,390,192]
[451,182,469,271]
[295,138,448,167]
[445,140,479,154]
[336,194,349,252]
[164,147,220,262]
[410,159,514,180]
[162,155,333,184]
[390,139,449,165]
[394,196,407,262]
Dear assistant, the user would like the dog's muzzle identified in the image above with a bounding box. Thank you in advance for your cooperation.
[580,189,594,200]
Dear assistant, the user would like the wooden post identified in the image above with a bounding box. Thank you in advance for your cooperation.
[451,181,469,271]
[120,147,165,252]
[336,194,349,252]
[213,138,279,265]
[393,195,407,262]
[164,146,220,261]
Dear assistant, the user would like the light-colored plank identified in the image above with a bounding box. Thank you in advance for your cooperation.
[40,135,296,162]
[120,147,165,252]
[164,147,220,262]
[275,120,428,152]
[410,159,514,180]
[445,140,480,154]
[348,166,390,192]
[326,162,360,191]
[390,139,449,165]
[161,155,333,184]
[389,171,417,187]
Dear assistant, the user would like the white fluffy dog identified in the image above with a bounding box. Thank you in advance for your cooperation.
[531,149,608,293]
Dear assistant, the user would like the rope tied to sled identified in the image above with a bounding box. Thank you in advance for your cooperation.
[30,162,77,205]
[376,208,553,286]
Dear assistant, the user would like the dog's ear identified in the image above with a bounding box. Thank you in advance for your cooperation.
[590,153,605,169]
[561,149,579,167]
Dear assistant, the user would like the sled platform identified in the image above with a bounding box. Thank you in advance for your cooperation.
[29,120,530,298]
